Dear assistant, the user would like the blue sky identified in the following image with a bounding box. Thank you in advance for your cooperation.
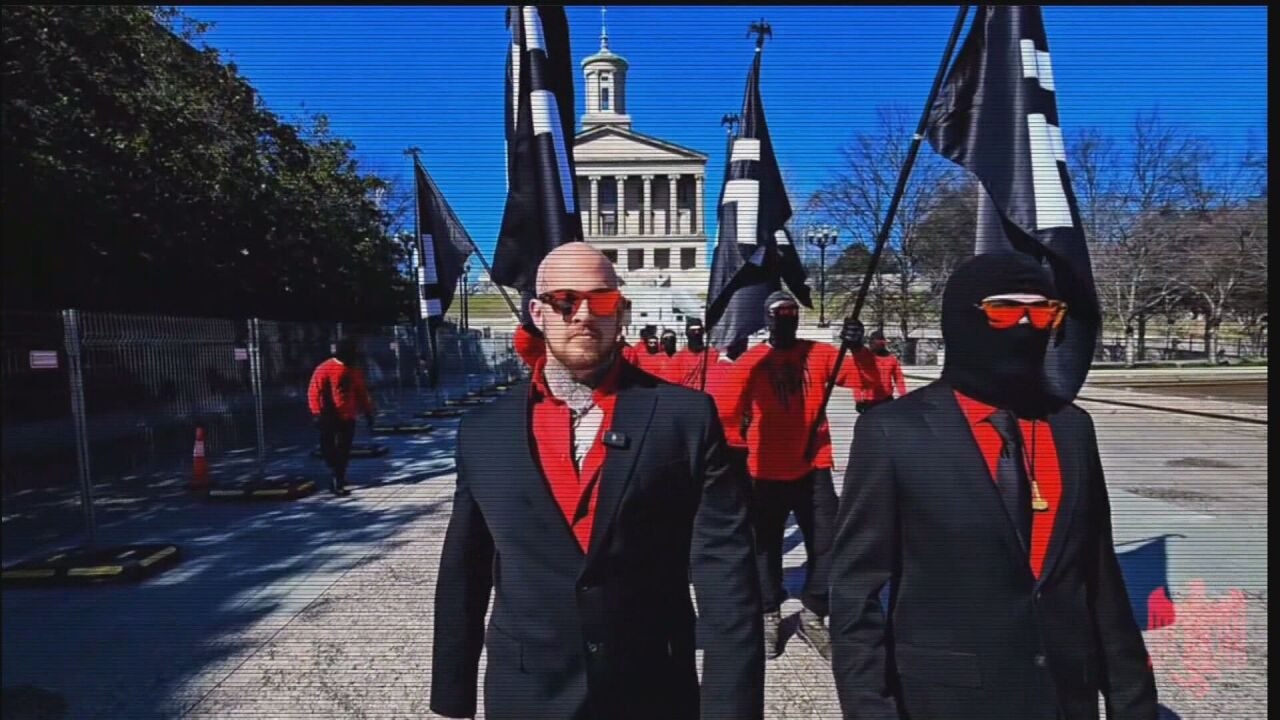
[180,6,1267,275]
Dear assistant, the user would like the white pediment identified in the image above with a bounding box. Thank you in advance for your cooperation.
[574,127,707,164]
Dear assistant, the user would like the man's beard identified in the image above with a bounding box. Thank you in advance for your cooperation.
[548,329,615,374]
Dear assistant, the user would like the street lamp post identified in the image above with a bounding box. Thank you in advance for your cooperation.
[460,262,471,331]
[805,225,839,327]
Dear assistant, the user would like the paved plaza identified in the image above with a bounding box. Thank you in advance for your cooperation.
[2,370,1267,719]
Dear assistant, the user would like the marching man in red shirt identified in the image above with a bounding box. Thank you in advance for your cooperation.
[662,317,721,389]
[307,338,375,496]
[849,329,908,413]
[724,290,869,660]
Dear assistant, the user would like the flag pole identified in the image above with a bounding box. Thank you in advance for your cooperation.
[803,5,970,461]
[411,152,522,324]
[700,111,742,393]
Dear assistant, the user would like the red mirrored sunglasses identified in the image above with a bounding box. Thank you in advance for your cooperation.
[769,305,800,318]
[537,289,625,320]
[974,299,1068,330]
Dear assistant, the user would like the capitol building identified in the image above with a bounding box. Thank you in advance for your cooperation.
[573,23,710,332]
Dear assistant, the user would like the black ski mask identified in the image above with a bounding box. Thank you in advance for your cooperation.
[660,330,678,357]
[941,253,1058,419]
[640,325,660,355]
[765,290,800,349]
[870,330,890,357]
[685,318,706,353]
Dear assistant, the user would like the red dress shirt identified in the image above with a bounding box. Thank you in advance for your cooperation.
[529,358,622,552]
[953,390,1064,578]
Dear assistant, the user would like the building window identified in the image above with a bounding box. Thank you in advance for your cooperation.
[654,248,670,269]
[681,248,697,269]
[628,249,644,270]
[600,179,617,210]
[600,88,610,111]
[601,215,618,236]
[677,179,694,207]
[602,249,617,264]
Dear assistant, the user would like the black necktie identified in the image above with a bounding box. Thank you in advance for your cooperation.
[987,409,1032,553]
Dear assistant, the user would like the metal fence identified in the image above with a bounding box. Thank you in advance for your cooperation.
[1,310,520,561]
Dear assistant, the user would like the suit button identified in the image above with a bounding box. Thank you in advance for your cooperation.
[1034,654,1048,668]
[587,642,602,654]
[1034,591,1043,602]
[578,584,591,593]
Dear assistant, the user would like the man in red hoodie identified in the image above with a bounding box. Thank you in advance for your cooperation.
[849,329,908,413]
[662,317,722,389]
[724,291,869,660]
[308,338,376,496]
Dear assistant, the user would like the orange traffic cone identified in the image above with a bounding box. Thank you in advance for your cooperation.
[189,427,210,492]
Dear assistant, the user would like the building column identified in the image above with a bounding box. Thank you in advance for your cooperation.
[642,175,653,237]
[695,174,705,235]
[589,176,600,236]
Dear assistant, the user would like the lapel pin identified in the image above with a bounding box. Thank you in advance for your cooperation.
[602,430,629,449]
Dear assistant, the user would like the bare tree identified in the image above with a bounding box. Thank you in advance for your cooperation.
[1162,199,1267,361]
[1069,113,1213,365]
[809,106,960,342]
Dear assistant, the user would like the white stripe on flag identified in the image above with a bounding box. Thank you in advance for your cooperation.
[531,89,576,214]
[730,138,761,163]
[509,41,521,129]
[1026,114,1072,230]
[723,179,759,247]
[522,6,544,51]
[1019,39,1056,93]
[420,233,440,283]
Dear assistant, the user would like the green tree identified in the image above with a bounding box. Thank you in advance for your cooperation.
[2,5,412,321]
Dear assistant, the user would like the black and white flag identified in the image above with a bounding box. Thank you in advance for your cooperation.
[492,5,583,294]
[926,5,1100,405]
[413,159,473,323]
[413,158,473,386]
[706,43,812,358]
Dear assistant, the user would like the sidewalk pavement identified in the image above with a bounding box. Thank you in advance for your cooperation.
[3,381,1268,718]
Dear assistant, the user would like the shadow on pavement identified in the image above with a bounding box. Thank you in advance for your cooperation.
[2,424,459,719]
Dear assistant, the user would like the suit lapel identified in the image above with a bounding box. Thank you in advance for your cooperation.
[585,376,657,567]
[500,385,585,556]
[921,383,1035,582]
[1036,411,1081,585]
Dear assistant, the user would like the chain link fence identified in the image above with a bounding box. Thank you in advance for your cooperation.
[1,310,520,561]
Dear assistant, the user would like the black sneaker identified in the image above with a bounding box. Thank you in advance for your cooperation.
[796,608,832,660]
[764,610,783,660]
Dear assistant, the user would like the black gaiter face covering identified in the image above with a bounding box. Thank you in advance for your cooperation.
[767,314,799,349]
[687,331,706,353]
[941,253,1057,419]
[661,334,677,356]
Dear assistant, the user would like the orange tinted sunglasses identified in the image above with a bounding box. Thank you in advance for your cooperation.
[537,289,625,320]
[975,299,1067,330]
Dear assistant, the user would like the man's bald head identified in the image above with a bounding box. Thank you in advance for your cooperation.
[536,242,620,295]
[530,242,627,377]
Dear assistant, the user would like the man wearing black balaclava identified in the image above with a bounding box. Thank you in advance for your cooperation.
[632,324,668,378]
[661,317,722,388]
[660,328,678,358]
[723,290,871,661]
[848,329,907,413]
[829,253,1157,720]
